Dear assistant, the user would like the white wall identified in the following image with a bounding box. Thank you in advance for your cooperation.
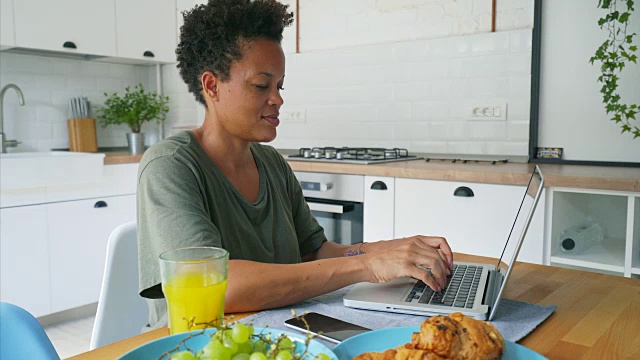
[167,0,535,156]
[0,53,157,151]
[538,0,640,163]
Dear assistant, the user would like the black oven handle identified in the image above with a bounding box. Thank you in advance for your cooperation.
[305,198,355,214]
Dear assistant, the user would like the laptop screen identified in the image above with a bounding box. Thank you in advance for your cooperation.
[496,166,544,272]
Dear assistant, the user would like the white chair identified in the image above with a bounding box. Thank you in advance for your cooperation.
[90,222,149,349]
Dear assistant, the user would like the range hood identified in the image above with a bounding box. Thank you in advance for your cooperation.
[0,46,106,61]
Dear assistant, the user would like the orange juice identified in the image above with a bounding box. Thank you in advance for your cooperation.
[163,272,228,334]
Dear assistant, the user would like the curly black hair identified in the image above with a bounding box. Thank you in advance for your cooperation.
[176,0,293,106]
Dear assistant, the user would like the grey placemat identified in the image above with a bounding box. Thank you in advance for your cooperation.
[239,285,556,349]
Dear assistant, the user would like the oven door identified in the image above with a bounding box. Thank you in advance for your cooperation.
[305,197,363,246]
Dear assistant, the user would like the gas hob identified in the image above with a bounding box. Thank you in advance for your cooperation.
[287,147,421,164]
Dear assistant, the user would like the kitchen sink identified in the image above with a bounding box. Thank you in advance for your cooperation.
[0,151,105,190]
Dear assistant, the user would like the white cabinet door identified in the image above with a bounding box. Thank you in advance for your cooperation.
[395,179,545,264]
[48,195,136,312]
[14,0,116,56]
[364,176,395,242]
[115,0,176,62]
[0,205,51,317]
[0,0,15,48]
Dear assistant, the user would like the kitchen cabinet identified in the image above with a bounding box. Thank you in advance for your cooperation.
[13,0,117,57]
[48,194,136,313]
[0,0,15,48]
[363,176,395,242]
[546,188,640,277]
[394,178,545,264]
[115,0,177,63]
[0,205,51,317]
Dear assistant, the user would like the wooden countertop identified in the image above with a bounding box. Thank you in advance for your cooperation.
[68,253,640,360]
[102,149,640,192]
[288,159,640,193]
[103,151,143,165]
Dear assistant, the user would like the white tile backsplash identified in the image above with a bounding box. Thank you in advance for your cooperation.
[261,29,533,155]
[1,53,157,151]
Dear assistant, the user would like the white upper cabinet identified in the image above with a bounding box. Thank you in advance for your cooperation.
[13,0,117,56]
[0,0,15,48]
[115,0,177,63]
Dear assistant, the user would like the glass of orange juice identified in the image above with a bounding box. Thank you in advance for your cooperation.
[159,246,229,334]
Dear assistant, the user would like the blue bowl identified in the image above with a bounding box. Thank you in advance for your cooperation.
[119,327,337,360]
[333,326,547,360]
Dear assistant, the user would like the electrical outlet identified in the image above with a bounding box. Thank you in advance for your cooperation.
[469,103,507,120]
[280,108,306,122]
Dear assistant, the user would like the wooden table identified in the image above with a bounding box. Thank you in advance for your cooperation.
[69,253,640,360]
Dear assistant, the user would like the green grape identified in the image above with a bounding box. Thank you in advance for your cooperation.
[231,354,251,360]
[253,339,267,353]
[236,339,253,354]
[202,340,232,360]
[275,350,293,360]
[314,353,331,360]
[170,351,196,360]
[249,352,268,360]
[223,336,239,354]
[277,337,294,351]
[247,325,255,336]
[231,323,250,343]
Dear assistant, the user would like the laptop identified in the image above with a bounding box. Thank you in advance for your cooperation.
[344,165,544,321]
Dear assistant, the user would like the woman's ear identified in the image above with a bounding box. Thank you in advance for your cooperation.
[201,71,218,101]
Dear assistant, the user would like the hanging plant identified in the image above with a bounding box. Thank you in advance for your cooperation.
[589,0,639,139]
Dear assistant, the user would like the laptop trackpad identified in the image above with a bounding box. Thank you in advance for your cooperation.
[345,278,415,303]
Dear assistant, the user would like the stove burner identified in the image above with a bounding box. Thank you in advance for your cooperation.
[293,147,418,163]
[425,158,509,165]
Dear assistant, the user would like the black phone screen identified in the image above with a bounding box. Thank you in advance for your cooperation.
[284,312,371,343]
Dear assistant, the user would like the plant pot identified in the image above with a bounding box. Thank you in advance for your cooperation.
[126,132,145,154]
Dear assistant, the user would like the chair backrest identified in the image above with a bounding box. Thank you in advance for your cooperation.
[0,302,61,360]
[90,222,149,350]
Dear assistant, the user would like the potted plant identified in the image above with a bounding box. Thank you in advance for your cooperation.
[97,84,170,154]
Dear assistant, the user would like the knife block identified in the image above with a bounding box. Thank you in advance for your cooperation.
[67,118,98,152]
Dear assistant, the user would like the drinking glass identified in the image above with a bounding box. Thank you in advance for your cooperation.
[159,246,229,334]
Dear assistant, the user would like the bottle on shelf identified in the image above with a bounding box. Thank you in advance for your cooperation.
[559,219,604,254]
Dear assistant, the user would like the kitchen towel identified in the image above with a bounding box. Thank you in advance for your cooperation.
[238,285,556,349]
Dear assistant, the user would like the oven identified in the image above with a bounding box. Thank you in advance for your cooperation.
[294,171,364,246]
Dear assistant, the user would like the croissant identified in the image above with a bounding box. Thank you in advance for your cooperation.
[354,312,505,360]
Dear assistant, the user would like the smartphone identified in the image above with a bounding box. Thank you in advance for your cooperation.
[283,312,371,344]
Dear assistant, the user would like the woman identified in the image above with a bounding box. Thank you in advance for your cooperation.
[137,0,453,330]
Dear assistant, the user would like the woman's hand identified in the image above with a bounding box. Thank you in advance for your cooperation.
[362,235,453,292]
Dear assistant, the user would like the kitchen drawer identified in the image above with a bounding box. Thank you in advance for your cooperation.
[364,176,395,242]
[48,194,136,312]
[394,178,544,264]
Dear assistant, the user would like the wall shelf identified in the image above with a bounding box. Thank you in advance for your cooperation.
[550,240,625,273]
[547,189,638,278]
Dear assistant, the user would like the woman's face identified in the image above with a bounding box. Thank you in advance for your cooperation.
[206,38,286,143]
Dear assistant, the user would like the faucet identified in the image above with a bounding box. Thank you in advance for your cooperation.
[0,84,25,153]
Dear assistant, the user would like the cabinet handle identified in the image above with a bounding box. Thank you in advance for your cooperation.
[370,181,388,190]
[143,50,155,58]
[94,200,108,208]
[453,186,474,197]
[63,41,77,49]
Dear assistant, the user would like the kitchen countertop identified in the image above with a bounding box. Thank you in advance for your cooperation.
[99,148,640,192]
[287,158,640,192]
[68,253,640,360]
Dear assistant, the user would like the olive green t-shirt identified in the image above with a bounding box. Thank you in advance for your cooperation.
[136,131,326,330]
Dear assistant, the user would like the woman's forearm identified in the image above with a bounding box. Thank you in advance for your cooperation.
[224,257,369,313]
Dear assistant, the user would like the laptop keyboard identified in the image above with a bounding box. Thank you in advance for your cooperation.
[404,264,482,309]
